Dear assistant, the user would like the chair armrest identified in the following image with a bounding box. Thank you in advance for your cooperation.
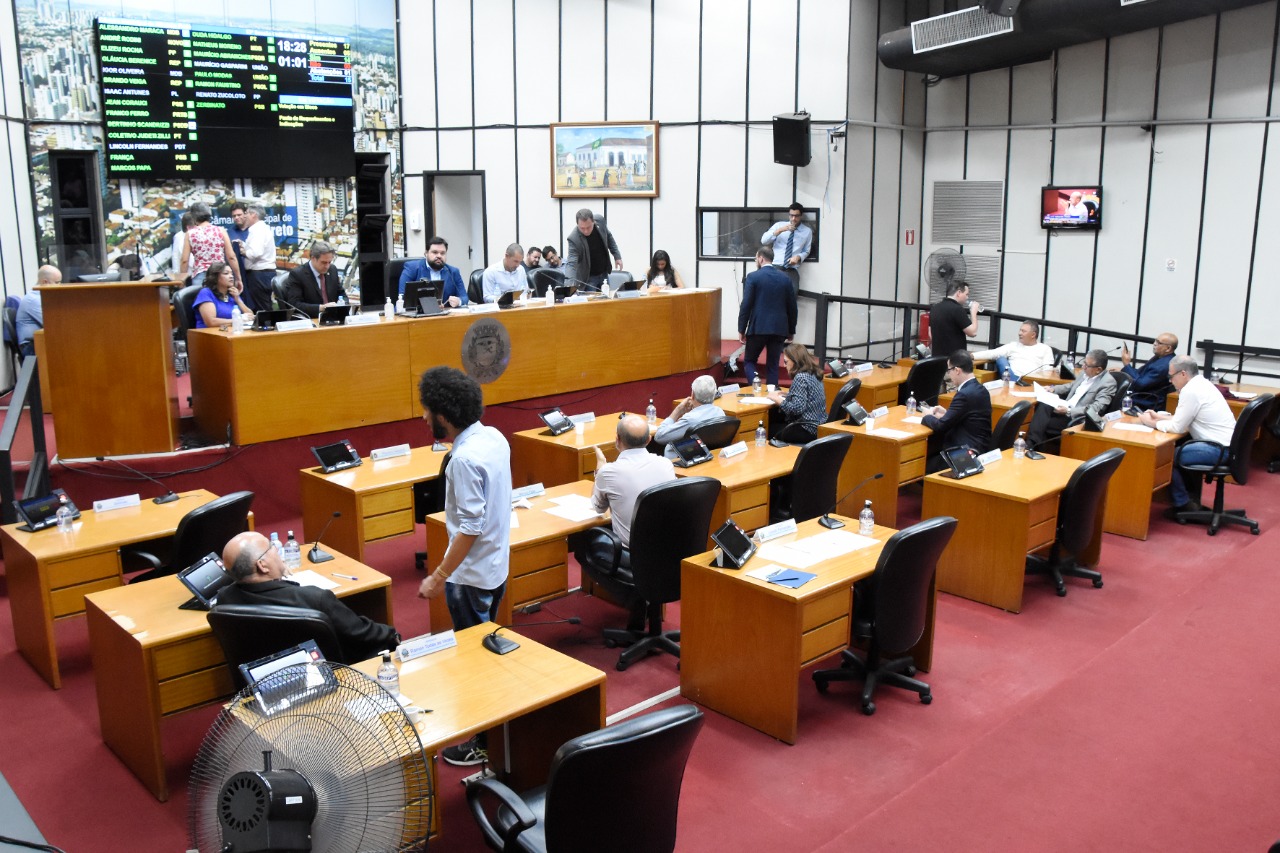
[120,548,164,570]
[575,526,624,575]
[466,775,538,853]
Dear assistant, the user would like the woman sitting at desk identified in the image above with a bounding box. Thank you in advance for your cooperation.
[767,343,827,442]
[193,262,253,329]
[644,249,686,289]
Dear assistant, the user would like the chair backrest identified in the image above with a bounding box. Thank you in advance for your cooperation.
[899,356,949,407]
[870,516,958,655]
[991,400,1033,451]
[788,433,853,523]
[207,604,345,688]
[467,269,485,304]
[826,377,862,422]
[628,477,720,605]
[773,420,815,445]
[271,274,289,309]
[166,491,256,577]
[1225,394,1276,486]
[690,417,741,450]
[541,705,704,853]
[1056,448,1126,560]
[173,283,202,341]
[530,267,566,297]
[385,257,410,298]
[607,270,634,290]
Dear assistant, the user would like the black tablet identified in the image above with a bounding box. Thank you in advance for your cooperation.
[843,401,869,426]
[939,446,984,479]
[239,640,338,716]
[253,308,290,331]
[671,435,713,468]
[177,552,234,610]
[711,519,757,569]
[14,489,80,532]
[312,439,362,473]
[538,408,574,436]
[318,304,351,326]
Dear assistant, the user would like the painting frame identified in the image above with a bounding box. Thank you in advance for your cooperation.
[550,121,659,198]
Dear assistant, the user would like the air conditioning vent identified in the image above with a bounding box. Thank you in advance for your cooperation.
[911,6,1014,54]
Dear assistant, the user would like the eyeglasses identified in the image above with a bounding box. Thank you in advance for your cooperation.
[248,539,277,565]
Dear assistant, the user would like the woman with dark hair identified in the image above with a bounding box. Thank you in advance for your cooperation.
[192,261,252,329]
[180,201,241,288]
[644,249,685,289]
[767,342,827,441]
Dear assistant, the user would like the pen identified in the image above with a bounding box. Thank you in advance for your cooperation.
[331,572,358,581]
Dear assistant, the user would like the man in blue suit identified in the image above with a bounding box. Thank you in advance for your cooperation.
[738,245,797,386]
[1120,332,1177,410]
[398,236,468,307]
[922,350,992,472]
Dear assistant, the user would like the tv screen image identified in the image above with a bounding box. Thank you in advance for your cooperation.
[1041,186,1101,230]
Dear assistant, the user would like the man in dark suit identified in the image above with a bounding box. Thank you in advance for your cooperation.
[1024,348,1118,447]
[397,235,468,307]
[282,240,342,317]
[1120,332,1177,409]
[922,349,992,471]
[565,208,623,290]
[737,245,798,386]
[216,531,399,664]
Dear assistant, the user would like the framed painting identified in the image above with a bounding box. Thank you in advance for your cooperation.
[550,122,659,198]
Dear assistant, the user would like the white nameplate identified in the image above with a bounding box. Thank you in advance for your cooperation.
[615,289,643,299]
[855,362,875,373]
[977,449,1003,466]
[563,294,591,304]
[1103,410,1124,423]
[568,412,596,425]
[470,302,501,313]
[755,518,798,543]
[983,379,1006,391]
[344,312,380,326]
[717,383,740,397]
[511,483,546,501]
[370,443,411,461]
[397,630,458,662]
[870,405,890,419]
[94,494,141,513]
[719,441,748,458]
[275,318,314,332]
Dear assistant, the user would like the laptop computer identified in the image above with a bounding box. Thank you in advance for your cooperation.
[671,435,714,468]
[238,639,339,716]
[14,489,80,532]
[176,551,234,611]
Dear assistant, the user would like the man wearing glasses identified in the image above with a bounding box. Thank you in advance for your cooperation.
[216,531,400,663]
[1024,348,1117,448]
[1139,355,1236,517]
[1121,333,1178,409]
[921,350,992,471]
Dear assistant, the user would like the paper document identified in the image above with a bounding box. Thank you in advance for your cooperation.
[1010,391,1036,398]
[900,416,924,425]
[288,569,338,590]
[510,510,520,529]
[549,493,595,509]
[1112,423,1154,433]
[738,396,775,406]
[1032,382,1064,408]
[758,529,877,568]
[544,504,604,523]
[869,427,913,439]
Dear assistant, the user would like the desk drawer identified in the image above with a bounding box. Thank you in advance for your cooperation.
[363,488,412,517]
[159,665,234,715]
[728,483,769,514]
[511,540,565,579]
[899,455,926,484]
[800,589,850,633]
[1153,460,1173,489]
[49,550,120,589]
[869,386,899,408]
[1027,495,1057,529]
[731,504,769,533]
[154,634,226,681]
[364,509,415,543]
[510,564,569,609]
[50,577,120,619]
[800,616,849,666]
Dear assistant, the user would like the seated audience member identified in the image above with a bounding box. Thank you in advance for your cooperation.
[218,531,399,662]
[482,243,528,303]
[398,236,468,307]
[654,375,724,460]
[520,246,542,276]
[921,350,992,471]
[767,343,827,442]
[644,249,686,289]
[1121,333,1178,409]
[193,262,254,329]
[1138,355,1236,517]
[541,246,563,269]
[1024,348,1117,447]
[971,319,1056,381]
[282,240,342,317]
[15,265,61,357]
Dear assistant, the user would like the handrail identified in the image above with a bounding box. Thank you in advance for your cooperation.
[1196,340,1280,385]
[0,357,50,524]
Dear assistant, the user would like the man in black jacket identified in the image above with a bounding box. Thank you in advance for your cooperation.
[921,350,992,472]
[217,531,399,663]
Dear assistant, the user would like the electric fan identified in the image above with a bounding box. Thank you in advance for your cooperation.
[924,248,967,302]
[187,662,432,852]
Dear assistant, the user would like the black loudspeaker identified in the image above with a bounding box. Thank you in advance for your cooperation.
[982,0,1021,15]
[772,112,811,167]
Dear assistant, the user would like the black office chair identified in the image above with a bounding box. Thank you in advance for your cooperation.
[770,433,852,524]
[1106,370,1134,414]
[575,477,719,670]
[414,451,451,571]
[1172,394,1275,536]
[1267,399,1280,475]
[173,283,201,342]
[468,269,485,304]
[206,604,345,688]
[812,516,957,715]
[530,267,565,298]
[990,400,1033,451]
[773,420,816,445]
[689,417,740,450]
[466,704,704,853]
[898,356,949,407]
[1026,447,1125,595]
[3,305,20,385]
[825,377,862,422]
[271,273,290,310]
[123,491,255,584]
[385,257,410,300]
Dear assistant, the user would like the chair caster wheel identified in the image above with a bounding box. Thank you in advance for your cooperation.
[861,702,876,716]
[604,639,618,648]
[1251,527,1259,535]
[1092,578,1103,589]
[1055,584,1067,597]
[1208,527,1217,536]
[615,660,629,672]
[904,665,916,677]
[920,693,932,705]
[814,678,829,694]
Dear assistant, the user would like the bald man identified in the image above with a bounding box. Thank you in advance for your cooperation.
[16,265,62,356]
[215,531,399,663]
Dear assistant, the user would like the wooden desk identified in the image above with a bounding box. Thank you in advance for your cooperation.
[83,549,391,801]
[818,406,931,528]
[823,363,911,412]
[680,518,933,743]
[1168,383,1274,417]
[191,288,720,445]
[1061,417,1179,540]
[1020,367,1072,387]
[424,481,604,631]
[938,386,1038,429]
[299,445,450,563]
[511,416,623,488]
[0,489,224,689]
[673,443,800,533]
[922,450,1082,612]
[707,393,774,443]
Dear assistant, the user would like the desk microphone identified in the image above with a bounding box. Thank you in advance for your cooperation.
[94,456,180,504]
[817,472,884,529]
[275,294,314,323]
[308,511,341,563]
[483,616,582,655]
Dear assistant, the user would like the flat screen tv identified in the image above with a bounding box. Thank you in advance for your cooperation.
[1041,186,1101,231]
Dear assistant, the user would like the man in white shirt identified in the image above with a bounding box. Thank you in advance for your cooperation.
[1024,349,1116,448]
[1139,355,1236,515]
[481,243,528,303]
[972,320,1057,381]
[239,204,278,313]
[1065,191,1089,220]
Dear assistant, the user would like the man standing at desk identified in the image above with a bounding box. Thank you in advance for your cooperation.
[654,375,725,460]
[218,531,400,663]
[738,245,797,388]
[929,280,981,362]
[1121,332,1178,410]
[760,202,812,292]
[239,204,278,313]
[922,350,992,470]
[16,265,61,357]
[565,209,623,291]
[282,240,342,317]
[482,243,528,303]
[398,236,467,307]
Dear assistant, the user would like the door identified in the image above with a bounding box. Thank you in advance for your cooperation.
[426,171,487,280]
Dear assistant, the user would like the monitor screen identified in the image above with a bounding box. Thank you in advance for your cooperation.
[1041,186,1102,230]
[404,279,439,308]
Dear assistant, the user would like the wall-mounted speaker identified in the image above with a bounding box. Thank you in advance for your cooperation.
[772,112,811,167]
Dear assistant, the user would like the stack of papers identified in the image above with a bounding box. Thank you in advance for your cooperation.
[758,529,878,569]
[542,493,604,523]
[289,569,338,590]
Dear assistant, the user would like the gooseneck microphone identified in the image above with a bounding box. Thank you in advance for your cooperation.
[94,456,180,504]
[818,472,885,529]
[483,616,582,655]
[275,294,314,323]
[308,511,342,563]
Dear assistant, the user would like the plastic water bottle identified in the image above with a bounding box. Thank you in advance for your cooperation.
[1003,368,1012,393]
[395,293,405,314]
[56,504,73,532]
[646,398,657,426]
[905,390,918,415]
[383,297,394,321]
[859,500,875,536]
[230,307,244,333]
[269,532,282,561]
[337,292,347,307]
[752,375,763,396]
[283,530,301,571]
[1122,390,1134,412]
[1013,431,1028,460]
[376,652,400,699]
[545,286,555,307]
[755,420,767,447]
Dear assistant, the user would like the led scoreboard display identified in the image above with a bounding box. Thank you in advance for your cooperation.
[96,18,356,178]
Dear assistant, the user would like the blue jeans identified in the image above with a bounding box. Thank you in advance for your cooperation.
[994,355,1017,381]
[1170,442,1228,507]
[445,580,507,630]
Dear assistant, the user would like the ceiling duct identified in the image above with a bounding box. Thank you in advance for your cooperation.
[879,0,1271,78]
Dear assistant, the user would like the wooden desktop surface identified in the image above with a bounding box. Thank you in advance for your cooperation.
[818,405,932,528]
[84,547,391,801]
[674,442,801,534]
[1,489,223,689]
[823,363,912,412]
[190,288,719,445]
[511,416,625,488]
[922,450,1082,613]
[1061,415,1180,540]
[681,518,933,744]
